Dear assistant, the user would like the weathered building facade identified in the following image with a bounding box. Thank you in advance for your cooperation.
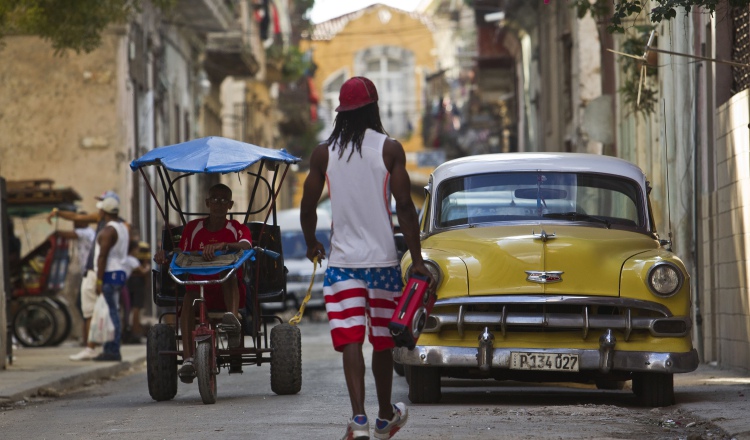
[0,0,309,339]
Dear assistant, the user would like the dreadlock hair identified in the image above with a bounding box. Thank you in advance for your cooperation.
[326,102,389,162]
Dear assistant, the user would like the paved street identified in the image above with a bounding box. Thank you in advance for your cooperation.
[0,319,748,439]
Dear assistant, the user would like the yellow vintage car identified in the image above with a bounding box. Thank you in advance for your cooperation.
[396,152,698,407]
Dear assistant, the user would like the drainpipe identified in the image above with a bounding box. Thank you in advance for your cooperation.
[693,61,704,360]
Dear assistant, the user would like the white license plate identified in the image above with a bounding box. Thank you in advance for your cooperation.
[510,352,580,371]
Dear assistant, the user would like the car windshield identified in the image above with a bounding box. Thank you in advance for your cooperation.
[281,230,331,260]
[436,172,643,229]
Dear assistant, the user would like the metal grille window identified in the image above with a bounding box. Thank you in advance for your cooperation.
[732,6,750,93]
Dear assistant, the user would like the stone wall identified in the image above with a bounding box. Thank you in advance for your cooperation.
[701,89,750,371]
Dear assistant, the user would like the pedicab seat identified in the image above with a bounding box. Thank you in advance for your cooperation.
[152,222,287,307]
[245,221,286,304]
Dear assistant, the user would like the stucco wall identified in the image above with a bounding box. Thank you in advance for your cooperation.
[701,89,750,371]
[0,33,131,221]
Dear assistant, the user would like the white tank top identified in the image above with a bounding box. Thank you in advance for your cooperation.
[93,220,130,274]
[326,129,398,267]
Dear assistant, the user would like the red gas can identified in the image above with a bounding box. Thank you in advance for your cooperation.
[389,275,434,350]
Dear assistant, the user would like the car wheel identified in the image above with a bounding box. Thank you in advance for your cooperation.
[407,365,441,404]
[632,372,674,407]
[594,379,626,390]
[393,361,405,377]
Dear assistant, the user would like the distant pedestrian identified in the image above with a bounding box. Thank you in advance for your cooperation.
[69,196,129,362]
[121,240,150,344]
[300,76,433,440]
[53,212,96,345]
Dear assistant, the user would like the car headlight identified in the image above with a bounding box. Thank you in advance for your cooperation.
[406,259,442,288]
[647,262,683,297]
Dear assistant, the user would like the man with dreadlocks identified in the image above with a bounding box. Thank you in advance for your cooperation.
[301,76,433,440]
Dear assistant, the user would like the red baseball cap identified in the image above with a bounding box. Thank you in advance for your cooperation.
[335,77,379,112]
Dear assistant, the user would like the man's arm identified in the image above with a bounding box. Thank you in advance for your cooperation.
[95,226,117,294]
[383,138,433,284]
[47,209,99,225]
[300,144,329,263]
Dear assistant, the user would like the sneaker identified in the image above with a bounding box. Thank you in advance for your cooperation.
[179,358,195,384]
[93,352,122,362]
[342,415,369,440]
[69,347,97,361]
[374,403,408,439]
[222,312,242,348]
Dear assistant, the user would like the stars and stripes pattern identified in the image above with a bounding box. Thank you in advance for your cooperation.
[323,266,404,352]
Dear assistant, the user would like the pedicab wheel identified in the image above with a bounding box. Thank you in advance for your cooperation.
[196,341,217,404]
[270,323,301,395]
[407,366,442,404]
[147,324,178,401]
[13,300,57,347]
[48,297,73,346]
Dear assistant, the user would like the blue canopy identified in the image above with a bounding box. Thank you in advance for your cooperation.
[130,136,300,174]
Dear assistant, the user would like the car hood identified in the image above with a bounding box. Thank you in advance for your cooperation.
[422,224,659,297]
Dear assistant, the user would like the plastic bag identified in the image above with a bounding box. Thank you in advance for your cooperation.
[88,294,115,344]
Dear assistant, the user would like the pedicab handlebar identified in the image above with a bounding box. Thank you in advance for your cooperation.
[167,246,279,286]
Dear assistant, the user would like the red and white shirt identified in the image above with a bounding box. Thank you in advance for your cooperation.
[179,218,252,309]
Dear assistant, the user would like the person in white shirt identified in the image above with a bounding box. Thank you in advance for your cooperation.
[54,214,96,345]
[300,76,433,440]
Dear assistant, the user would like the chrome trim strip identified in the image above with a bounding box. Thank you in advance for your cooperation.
[582,306,589,339]
[433,295,673,317]
[393,346,700,374]
[424,312,691,337]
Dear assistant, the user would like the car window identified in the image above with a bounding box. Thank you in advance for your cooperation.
[435,172,643,229]
[281,230,331,260]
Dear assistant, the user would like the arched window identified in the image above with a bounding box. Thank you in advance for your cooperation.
[318,70,347,141]
[355,46,416,138]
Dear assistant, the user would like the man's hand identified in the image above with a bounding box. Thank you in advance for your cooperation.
[153,249,169,265]
[408,261,436,293]
[47,208,58,225]
[306,242,326,266]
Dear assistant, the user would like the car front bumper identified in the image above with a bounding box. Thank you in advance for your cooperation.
[394,344,699,374]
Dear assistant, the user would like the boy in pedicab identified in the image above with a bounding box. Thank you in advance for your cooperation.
[154,183,251,383]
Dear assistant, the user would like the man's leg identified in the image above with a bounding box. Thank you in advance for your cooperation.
[131,307,142,336]
[96,284,122,361]
[220,274,240,317]
[372,348,395,420]
[178,292,197,381]
[180,292,198,356]
[343,343,367,416]
[220,275,242,349]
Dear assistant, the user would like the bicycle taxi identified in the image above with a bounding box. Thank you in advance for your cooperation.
[130,136,302,404]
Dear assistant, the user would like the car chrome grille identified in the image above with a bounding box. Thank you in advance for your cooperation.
[424,295,691,340]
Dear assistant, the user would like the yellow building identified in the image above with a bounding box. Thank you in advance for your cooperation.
[296,4,442,205]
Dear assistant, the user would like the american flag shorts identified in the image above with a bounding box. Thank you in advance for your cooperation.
[323,266,404,352]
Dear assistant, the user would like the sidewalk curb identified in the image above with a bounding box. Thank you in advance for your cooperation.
[0,354,147,405]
